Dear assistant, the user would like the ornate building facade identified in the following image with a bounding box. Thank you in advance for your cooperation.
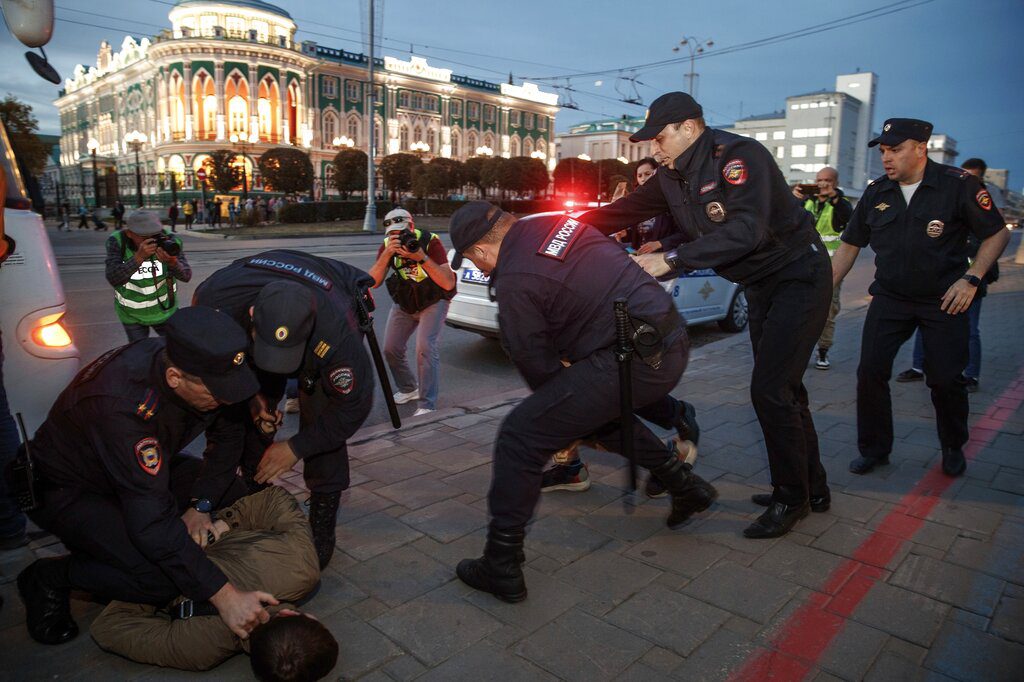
[54,0,559,205]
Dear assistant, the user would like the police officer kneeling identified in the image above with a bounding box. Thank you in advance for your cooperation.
[192,250,375,569]
[16,307,277,645]
[450,202,717,603]
[832,119,1009,476]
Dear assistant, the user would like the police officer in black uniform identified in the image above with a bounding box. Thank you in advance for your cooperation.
[15,307,279,645]
[192,250,375,568]
[832,118,1008,477]
[579,92,834,539]
[449,201,717,603]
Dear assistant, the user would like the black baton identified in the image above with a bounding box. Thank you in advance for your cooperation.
[355,293,402,429]
[614,298,637,510]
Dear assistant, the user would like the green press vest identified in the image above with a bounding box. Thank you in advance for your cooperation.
[804,198,844,254]
[112,231,180,326]
[384,229,453,314]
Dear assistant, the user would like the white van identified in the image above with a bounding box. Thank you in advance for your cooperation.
[0,124,80,435]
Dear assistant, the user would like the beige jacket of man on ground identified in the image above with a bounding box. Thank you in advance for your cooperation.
[90,486,320,671]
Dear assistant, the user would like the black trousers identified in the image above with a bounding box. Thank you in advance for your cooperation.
[28,456,202,606]
[489,339,687,531]
[744,245,832,505]
[857,293,969,459]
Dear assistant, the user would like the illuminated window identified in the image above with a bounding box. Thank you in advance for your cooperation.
[523,137,534,156]
[204,95,217,136]
[413,125,423,144]
[323,112,337,144]
[755,132,768,141]
[791,145,807,158]
[400,125,409,151]
[814,143,829,157]
[347,116,359,141]
[229,97,247,135]
[510,135,520,156]
[226,16,246,35]
[773,131,785,140]
[467,130,478,151]
[776,146,785,159]
[451,129,461,157]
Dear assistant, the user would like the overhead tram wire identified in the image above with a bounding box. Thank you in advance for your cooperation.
[522,0,937,81]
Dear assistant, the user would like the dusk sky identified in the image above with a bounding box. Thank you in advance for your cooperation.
[2,0,1022,188]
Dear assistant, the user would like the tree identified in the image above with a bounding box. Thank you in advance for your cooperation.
[378,152,422,200]
[597,159,630,199]
[203,149,243,194]
[427,157,464,196]
[510,157,549,197]
[0,95,48,175]
[258,147,314,195]
[553,157,596,199]
[333,148,367,197]
[462,156,489,196]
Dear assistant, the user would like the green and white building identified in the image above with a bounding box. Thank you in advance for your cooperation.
[54,0,559,204]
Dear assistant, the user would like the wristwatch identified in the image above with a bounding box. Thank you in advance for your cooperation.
[192,498,213,514]
[961,274,981,287]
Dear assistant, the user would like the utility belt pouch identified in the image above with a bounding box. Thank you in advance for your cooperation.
[300,372,318,395]
[628,308,684,370]
[4,443,40,512]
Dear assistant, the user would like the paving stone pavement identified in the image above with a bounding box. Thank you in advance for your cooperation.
[2,258,1023,680]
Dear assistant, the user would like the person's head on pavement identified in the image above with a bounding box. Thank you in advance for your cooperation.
[163,306,259,411]
[449,201,516,275]
[249,611,338,682]
[629,92,706,169]
[249,281,317,374]
[869,118,932,184]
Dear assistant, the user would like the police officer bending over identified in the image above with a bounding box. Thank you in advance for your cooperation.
[579,92,834,539]
[449,201,717,603]
[16,307,275,645]
[192,250,375,569]
[832,119,1008,477]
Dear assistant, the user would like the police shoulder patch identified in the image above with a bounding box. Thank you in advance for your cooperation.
[134,437,162,476]
[722,158,748,185]
[537,215,585,261]
[976,189,993,211]
[328,366,355,395]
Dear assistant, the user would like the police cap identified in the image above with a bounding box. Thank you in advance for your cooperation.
[868,118,933,148]
[252,280,316,374]
[449,201,503,269]
[629,92,703,142]
[165,306,259,404]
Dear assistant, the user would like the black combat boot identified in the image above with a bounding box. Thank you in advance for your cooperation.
[308,491,341,569]
[651,456,718,529]
[17,557,79,645]
[645,400,702,498]
[456,526,527,603]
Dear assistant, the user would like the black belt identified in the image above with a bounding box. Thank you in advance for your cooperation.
[170,598,218,620]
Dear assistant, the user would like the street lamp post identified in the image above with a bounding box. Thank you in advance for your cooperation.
[672,36,714,96]
[124,130,147,208]
[87,138,100,208]
[229,132,258,201]
[363,0,377,233]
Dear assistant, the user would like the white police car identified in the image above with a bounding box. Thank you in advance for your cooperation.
[445,223,748,338]
[0,124,80,435]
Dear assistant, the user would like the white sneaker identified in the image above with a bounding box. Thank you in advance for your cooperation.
[284,398,300,414]
[393,389,420,405]
[413,408,434,417]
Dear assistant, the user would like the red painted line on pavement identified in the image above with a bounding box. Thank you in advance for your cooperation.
[729,368,1024,681]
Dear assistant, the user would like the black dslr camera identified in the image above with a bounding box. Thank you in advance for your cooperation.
[153,233,181,257]
[397,229,421,253]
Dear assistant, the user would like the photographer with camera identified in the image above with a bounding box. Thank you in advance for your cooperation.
[369,208,456,417]
[792,167,852,370]
[104,210,191,342]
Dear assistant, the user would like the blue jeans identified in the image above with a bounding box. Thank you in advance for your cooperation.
[0,332,27,540]
[911,295,981,378]
[383,300,449,410]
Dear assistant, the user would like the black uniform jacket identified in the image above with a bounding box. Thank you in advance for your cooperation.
[31,339,233,601]
[193,250,374,461]
[580,127,820,285]
[495,213,682,391]
[841,160,1005,301]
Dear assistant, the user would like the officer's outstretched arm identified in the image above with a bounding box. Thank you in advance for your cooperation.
[578,174,668,237]
[831,242,860,289]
